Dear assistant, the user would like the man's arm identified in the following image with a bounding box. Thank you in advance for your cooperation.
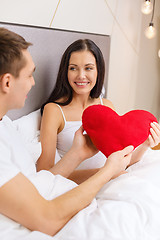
[0,146,133,236]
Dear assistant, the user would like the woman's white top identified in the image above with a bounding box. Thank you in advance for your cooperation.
[56,98,106,169]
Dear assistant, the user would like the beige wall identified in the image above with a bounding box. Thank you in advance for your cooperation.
[136,0,160,119]
[0,0,160,117]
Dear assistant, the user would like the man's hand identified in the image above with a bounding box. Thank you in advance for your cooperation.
[71,126,98,162]
[104,145,134,179]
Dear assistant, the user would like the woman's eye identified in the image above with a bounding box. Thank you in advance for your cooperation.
[86,67,93,70]
[69,67,76,71]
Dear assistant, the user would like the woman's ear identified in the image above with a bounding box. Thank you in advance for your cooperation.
[0,73,12,93]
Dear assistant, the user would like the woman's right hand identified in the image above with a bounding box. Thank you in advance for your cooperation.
[104,146,134,179]
[71,126,98,162]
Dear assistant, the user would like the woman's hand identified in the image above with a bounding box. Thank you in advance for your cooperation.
[71,126,98,162]
[144,122,160,148]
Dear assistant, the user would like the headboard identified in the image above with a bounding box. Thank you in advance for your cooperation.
[0,22,110,120]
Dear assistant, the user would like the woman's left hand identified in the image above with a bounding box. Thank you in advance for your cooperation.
[145,122,160,148]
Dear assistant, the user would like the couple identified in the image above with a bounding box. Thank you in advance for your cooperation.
[0,27,160,240]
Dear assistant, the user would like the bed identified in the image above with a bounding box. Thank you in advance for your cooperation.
[0,22,160,240]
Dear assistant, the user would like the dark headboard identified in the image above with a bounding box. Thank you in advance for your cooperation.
[0,22,110,120]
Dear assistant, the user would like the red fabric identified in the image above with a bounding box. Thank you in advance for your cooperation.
[82,105,157,158]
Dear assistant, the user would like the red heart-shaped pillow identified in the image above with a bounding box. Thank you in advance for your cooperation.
[82,105,157,158]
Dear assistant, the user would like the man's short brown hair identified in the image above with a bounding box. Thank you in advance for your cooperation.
[0,27,32,78]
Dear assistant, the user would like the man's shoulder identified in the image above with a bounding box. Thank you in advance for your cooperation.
[1,115,12,124]
[0,116,16,143]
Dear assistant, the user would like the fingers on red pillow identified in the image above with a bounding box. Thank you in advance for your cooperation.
[82,105,157,158]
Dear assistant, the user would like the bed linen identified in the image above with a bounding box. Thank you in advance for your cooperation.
[15,149,160,240]
[52,149,160,240]
[9,111,160,240]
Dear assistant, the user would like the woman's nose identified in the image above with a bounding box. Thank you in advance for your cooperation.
[78,69,86,79]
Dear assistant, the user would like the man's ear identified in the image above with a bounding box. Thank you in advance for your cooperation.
[0,73,12,93]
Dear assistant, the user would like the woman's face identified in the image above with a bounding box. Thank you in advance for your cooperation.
[67,50,98,96]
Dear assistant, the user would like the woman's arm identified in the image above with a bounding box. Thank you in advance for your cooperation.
[129,122,160,166]
[37,104,99,180]
[36,103,64,171]
[49,126,98,178]
[68,169,99,184]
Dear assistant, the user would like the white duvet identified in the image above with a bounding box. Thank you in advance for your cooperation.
[50,149,160,240]
[18,149,160,240]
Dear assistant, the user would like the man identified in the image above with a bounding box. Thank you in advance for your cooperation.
[0,27,133,239]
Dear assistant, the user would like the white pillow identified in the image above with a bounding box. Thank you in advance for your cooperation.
[13,109,41,142]
[13,109,61,164]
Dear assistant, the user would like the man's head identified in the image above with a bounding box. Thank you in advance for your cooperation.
[0,27,32,78]
[0,28,35,113]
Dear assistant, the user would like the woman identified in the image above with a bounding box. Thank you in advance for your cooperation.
[37,39,160,183]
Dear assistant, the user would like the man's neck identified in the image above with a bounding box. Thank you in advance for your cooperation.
[0,107,7,121]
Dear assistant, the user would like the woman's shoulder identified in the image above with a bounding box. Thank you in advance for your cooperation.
[44,102,59,111]
[44,97,66,109]
[42,102,65,130]
[102,98,115,110]
[43,102,64,119]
